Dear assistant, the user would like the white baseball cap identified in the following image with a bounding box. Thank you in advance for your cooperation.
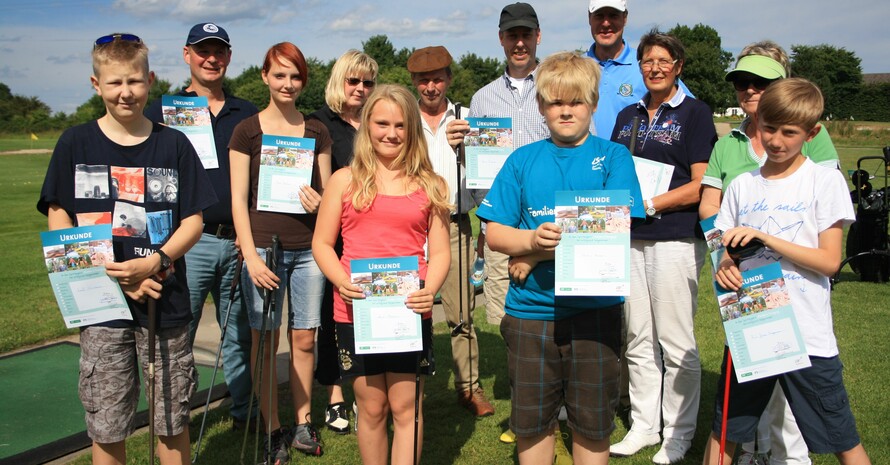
[589,0,627,13]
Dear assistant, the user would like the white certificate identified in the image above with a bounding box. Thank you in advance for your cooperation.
[351,256,423,354]
[554,190,631,296]
[41,224,132,328]
[716,262,811,382]
[465,117,513,189]
[632,156,674,219]
[257,134,316,214]
[162,95,218,169]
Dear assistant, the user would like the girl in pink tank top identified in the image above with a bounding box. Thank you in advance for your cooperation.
[312,85,451,465]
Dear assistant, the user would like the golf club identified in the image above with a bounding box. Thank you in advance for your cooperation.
[147,295,157,465]
[193,253,244,463]
[451,102,467,338]
[240,235,280,465]
[719,351,733,465]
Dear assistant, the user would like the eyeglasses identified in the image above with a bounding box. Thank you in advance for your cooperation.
[94,34,142,48]
[640,59,678,71]
[732,77,776,92]
[346,77,375,88]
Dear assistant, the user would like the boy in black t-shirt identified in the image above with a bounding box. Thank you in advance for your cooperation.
[37,33,215,464]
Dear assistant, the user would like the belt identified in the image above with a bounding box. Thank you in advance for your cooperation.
[203,223,236,239]
[451,213,471,222]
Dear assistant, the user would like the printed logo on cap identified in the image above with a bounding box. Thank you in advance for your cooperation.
[203,24,219,33]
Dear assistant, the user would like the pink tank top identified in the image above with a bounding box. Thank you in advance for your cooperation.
[334,189,431,323]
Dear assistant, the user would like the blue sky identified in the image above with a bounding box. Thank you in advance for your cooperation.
[1,0,886,114]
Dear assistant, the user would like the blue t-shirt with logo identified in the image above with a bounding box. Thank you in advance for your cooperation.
[476,135,644,321]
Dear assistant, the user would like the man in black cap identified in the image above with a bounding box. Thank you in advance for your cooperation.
[447,3,550,333]
[407,46,495,418]
[146,22,259,432]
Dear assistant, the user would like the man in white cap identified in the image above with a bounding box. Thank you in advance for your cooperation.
[407,45,495,418]
[586,0,692,139]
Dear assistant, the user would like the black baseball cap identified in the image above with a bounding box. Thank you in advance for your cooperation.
[186,23,230,46]
[499,3,539,31]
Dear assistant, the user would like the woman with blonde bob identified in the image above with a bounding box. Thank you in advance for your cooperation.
[308,48,378,434]
[312,84,451,465]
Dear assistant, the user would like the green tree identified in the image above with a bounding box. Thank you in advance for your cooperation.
[790,44,862,119]
[450,53,504,108]
[668,24,734,112]
[226,65,268,109]
[363,35,399,69]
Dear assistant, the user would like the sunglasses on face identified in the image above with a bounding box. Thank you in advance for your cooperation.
[732,77,776,92]
[345,77,375,88]
[94,33,142,48]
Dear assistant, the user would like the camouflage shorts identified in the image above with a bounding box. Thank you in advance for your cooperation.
[79,325,197,443]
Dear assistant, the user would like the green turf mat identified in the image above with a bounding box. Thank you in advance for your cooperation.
[0,341,227,465]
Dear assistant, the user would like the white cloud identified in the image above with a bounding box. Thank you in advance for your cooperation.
[112,0,271,22]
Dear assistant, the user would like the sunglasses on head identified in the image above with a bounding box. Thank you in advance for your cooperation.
[346,77,375,88]
[732,77,775,92]
[94,33,142,48]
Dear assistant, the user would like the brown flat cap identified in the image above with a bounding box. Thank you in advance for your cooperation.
[407,46,453,73]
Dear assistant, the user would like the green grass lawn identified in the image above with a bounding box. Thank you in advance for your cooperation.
[2,134,888,463]
[0,133,58,152]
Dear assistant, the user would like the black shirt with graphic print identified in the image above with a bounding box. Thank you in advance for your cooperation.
[38,120,217,329]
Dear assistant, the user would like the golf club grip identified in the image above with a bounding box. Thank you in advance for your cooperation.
[270,234,280,267]
[628,116,641,154]
[231,254,243,293]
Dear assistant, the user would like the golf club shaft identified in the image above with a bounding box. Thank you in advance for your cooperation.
[147,296,157,465]
[193,253,244,463]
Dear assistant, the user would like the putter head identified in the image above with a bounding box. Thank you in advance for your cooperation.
[451,321,466,336]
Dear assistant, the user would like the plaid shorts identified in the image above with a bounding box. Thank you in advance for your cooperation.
[500,306,621,440]
[79,325,197,443]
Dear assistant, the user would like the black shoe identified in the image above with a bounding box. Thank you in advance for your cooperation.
[290,421,323,456]
[264,427,290,465]
[324,402,350,434]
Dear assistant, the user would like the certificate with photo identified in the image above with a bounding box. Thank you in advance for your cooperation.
[40,224,131,328]
[161,95,218,169]
[350,256,422,355]
[554,190,631,296]
[700,214,725,271]
[464,117,512,189]
[715,262,811,382]
[257,134,316,214]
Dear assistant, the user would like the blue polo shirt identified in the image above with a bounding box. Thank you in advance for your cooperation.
[476,135,644,321]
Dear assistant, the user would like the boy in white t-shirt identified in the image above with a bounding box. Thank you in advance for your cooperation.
[703,78,871,465]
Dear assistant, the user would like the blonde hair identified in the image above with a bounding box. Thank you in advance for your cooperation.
[536,51,602,107]
[738,40,791,77]
[92,33,149,77]
[347,84,450,215]
[758,78,823,130]
[324,50,378,115]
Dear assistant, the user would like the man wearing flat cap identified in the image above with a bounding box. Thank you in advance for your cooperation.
[146,22,259,433]
[407,46,495,418]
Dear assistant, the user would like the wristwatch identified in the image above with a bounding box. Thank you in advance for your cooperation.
[156,249,172,273]
[645,199,657,217]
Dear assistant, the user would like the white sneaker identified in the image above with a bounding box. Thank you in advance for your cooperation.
[609,430,661,457]
[652,438,691,465]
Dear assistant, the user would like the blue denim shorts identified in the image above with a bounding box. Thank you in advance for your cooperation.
[711,347,862,454]
[243,247,324,330]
